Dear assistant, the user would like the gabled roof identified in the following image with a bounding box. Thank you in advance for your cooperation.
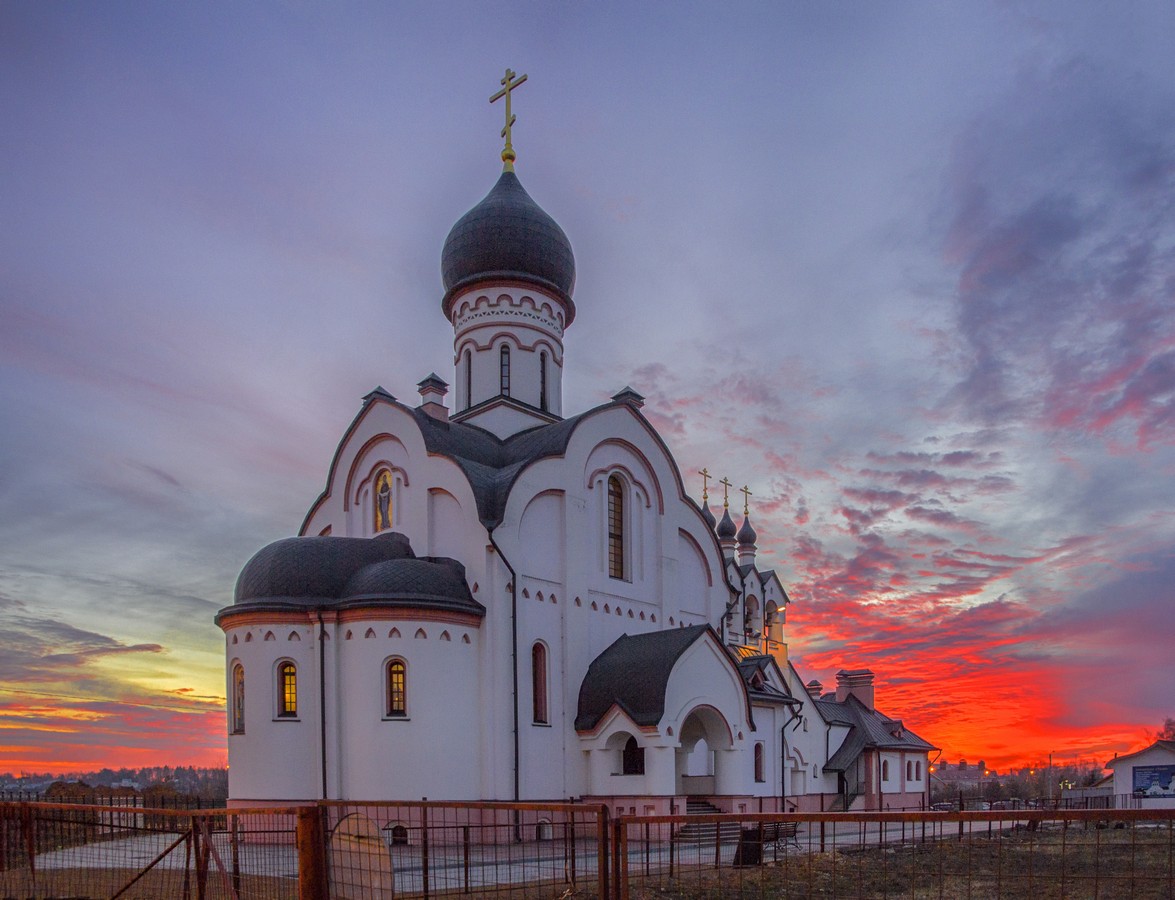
[736,654,802,707]
[1107,739,1175,768]
[576,625,735,732]
[817,694,937,773]
[303,390,726,538]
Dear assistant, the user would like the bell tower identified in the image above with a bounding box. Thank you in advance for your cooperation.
[439,70,576,439]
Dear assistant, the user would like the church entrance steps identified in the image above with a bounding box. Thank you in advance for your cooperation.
[675,799,742,843]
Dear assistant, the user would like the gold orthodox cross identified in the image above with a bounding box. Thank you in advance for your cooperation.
[740,485,753,516]
[490,68,528,172]
[719,477,733,509]
[698,467,711,502]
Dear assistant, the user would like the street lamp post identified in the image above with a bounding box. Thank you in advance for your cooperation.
[1048,751,1055,808]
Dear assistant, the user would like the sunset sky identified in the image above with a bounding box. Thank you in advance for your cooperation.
[2,2,1173,776]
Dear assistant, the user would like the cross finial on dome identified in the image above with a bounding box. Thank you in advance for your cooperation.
[698,467,711,503]
[490,68,528,172]
[740,484,753,516]
[719,476,733,509]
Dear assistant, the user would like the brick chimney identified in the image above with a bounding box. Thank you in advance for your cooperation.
[417,373,449,421]
[835,669,875,710]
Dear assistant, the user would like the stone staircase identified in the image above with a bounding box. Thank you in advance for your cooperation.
[675,799,743,844]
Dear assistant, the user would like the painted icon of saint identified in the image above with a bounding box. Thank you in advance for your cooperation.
[375,472,392,531]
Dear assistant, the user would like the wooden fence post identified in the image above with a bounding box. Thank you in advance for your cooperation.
[297,805,327,900]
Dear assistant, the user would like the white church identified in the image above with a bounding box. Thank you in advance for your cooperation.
[216,74,934,816]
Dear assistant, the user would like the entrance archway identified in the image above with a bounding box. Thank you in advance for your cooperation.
[675,705,734,795]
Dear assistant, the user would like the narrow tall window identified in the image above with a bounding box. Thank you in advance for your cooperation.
[622,736,645,775]
[539,351,549,411]
[278,662,297,717]
[386,659,407,718]
[463,349,472,410]
[906,760,913,781]
[532,643,548,724]
[231,663,245,734]
[607,475,625,579]
[754,742,765,783]
[882,759,890,781]
[499,345,511,396]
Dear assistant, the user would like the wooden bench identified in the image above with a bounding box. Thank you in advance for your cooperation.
[760,821,801,851]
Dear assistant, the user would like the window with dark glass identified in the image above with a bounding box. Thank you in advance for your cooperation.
[499,345,511,396]
[540,351,549,411]
[532,643,548,724]
[231,663,245,734]
[464,349,472,410]
[607,475,625,579]
[754,742,765,782]
[278,662,297,717]
[387,659,407,717]
[622,736,645,775]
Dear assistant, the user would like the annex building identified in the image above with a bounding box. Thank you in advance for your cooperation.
[215,74,934,817]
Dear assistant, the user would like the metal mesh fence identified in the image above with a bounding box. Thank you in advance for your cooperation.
[5,800,1172,898]
[615,808,1175,899]
[321,800,608,898]
[0,802,298,899]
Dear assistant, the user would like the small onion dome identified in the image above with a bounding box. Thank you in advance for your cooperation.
[716,508,737,540]
[701,502,717,530]
[441,170,576,322]
[737,515,757,546]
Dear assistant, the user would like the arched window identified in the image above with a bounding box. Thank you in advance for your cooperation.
[745,595,760,632]
[882,759,890,781]
[390,824,408,845]
[607,475,625,579]
[499,344,511,396]
[386,659,407,718]
[622,736,645,775]
[463,348,472,410]
[277,662,297,717]
[231,663,245,734]
[374,469,393,532]
[915,761,922,780]
[754,743,765,783]
[539,351,549,411]
[531,643,548,724]
[906,760,913,781]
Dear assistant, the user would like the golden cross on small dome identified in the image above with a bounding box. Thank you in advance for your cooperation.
[490,68,528,172]
[740,485,753,516]
[719,476,733,509]
[698,467,712,502]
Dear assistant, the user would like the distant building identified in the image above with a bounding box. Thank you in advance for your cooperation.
[1107,740,1175,808]
[215,80,935,815]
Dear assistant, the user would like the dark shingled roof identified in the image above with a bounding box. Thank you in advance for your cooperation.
[441,170,576,320]
[409,405,589,529]
[816,694,936,773]
[736,655,802,707]
[575,625,711,732]
[219,532,484,623]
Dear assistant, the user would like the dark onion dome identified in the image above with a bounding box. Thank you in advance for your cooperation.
[737,515,757,545]
[221,532,484,620]
[716,508,737,540]
[441,170,576,322]
[701,502,717,530]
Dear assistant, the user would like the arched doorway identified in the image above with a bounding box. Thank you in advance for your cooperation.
[675,705,735,796]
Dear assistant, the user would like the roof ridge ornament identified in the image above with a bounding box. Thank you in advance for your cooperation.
[490,68,528,173]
